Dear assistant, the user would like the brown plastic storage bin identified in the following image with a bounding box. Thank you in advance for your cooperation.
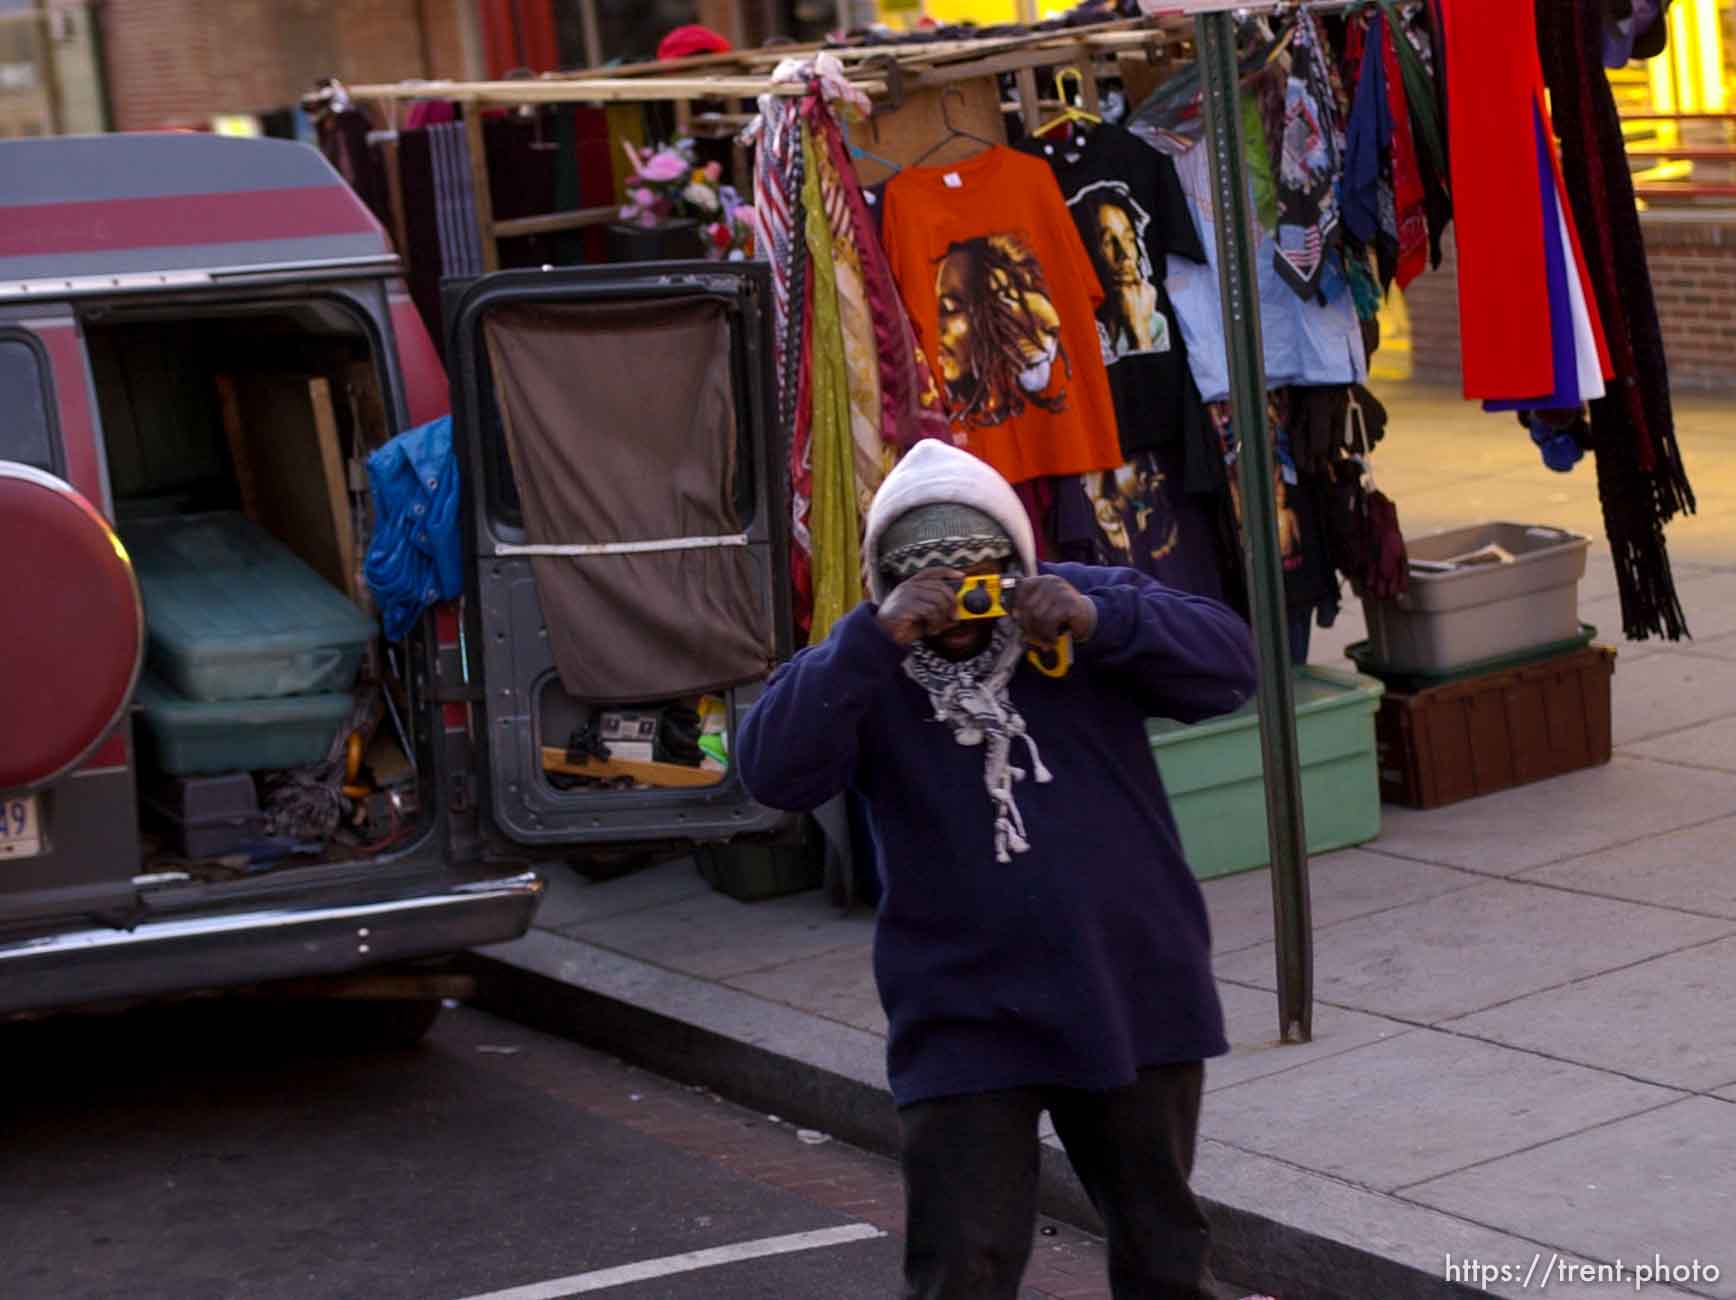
[1376,645,1616,809]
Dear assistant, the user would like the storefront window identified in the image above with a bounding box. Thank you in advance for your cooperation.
[1618,0,1736,201]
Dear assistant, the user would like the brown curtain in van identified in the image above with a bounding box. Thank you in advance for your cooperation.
[483,298,772,703]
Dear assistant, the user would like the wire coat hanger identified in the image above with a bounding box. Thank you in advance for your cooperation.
[910,84,997,169]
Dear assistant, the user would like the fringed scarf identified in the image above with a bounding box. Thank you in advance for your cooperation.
[801,119,862,645]
[746,85,813,637]
[1534,0,1695,639]
[814,111,952,455]
[903,619,1052,864]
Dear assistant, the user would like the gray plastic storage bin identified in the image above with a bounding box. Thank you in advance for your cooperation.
[1363,523,1590,673]
[133,675,353,776]
[142,772,265,859]
[120,512,373,701]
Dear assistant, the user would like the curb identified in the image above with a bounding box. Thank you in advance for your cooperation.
[463,930,1529,1300]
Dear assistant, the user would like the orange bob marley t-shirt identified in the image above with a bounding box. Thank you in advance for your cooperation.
[881,146,1123,485]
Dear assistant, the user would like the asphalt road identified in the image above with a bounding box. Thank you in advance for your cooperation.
[0,1001,1117,1300]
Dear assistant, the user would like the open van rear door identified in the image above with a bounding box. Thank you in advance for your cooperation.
[446,263,795,851]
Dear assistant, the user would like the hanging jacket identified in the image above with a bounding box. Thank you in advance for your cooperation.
[1342,16,1393,277]
[364,415,463,641]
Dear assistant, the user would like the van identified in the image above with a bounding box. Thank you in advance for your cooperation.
[1,133,794,1035]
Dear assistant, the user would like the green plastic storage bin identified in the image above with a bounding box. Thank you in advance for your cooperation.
[133,675,353,777]
[1148,667,1385,880]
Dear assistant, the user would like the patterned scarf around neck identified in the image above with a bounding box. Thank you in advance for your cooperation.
[903,618,1052,864]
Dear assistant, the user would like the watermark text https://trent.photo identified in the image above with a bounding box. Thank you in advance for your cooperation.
[1446,1251,1723,1292]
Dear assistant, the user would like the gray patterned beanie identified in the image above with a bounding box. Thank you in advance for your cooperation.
[878,503,1016,586]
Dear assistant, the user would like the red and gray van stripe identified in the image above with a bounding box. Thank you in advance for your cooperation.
[0,134,390,285]
[0,190,387,279]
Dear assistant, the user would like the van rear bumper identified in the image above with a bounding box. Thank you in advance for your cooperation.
[0,871,543,1016]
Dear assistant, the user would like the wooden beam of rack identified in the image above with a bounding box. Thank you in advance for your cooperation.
[555,42,823,79]
[643,16,1158,73]
[464,107,500,274]
[693,21,1153,72]
[1014,67,1042,135]
[492,206,619,240]
[1080,61,1103,114]
[349,17,1184,109]
[905,39,1088,91]
[353,17,1187,279]
[353,75,885,104]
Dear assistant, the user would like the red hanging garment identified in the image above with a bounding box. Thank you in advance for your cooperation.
[1382,22,1429,290]
[1439,0,1556,400]
[1537,102,1616,387]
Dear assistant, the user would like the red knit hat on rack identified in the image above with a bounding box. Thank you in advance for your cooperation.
[657,24,732,61]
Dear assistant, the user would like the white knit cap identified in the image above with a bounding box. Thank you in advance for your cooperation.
[863,441,1038,604]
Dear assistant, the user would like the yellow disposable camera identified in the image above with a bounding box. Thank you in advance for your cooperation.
[952,574,1072,678]
[955,573,1015,621]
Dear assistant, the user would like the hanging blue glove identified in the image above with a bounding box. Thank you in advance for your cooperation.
[1525,411,1587,474]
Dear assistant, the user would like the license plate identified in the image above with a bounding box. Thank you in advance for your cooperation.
[0,795,43,858]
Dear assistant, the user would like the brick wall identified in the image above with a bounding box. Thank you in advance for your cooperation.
[1404,217,1736,396]
[100,0,461,130]
[1642,218,1736,390]
[1402,233,1464,390]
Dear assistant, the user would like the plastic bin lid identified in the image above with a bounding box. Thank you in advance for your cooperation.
[0,464,144,791]
[1147,666,1385,740]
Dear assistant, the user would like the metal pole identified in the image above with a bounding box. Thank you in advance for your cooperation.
[1194,10,1313,1044]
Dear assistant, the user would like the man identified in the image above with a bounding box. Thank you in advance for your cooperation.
[737,439,1257,1299]
[1080,191,1167,359]
[934,233,1069,428]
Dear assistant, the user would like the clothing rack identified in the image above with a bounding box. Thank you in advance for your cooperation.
[348,20,1197,271]
[341,4,1421,1047]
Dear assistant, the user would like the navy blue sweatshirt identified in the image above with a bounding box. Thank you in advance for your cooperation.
[736,563,1258,1107]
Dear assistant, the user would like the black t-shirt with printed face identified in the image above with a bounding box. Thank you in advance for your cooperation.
[1017,122,1207,457]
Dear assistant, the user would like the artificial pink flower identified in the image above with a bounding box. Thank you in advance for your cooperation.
[630,186,655,207]
[704,161,723,183]
[639,150,689,182]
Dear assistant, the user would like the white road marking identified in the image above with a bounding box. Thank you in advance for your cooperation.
[451,1222,887,1299]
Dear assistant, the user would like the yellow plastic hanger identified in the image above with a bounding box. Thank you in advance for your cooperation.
[1031,66,1103,139]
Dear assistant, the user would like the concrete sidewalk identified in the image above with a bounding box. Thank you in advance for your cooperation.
[473,387,1736,1300]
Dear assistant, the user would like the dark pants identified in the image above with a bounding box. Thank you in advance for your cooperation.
[1286,608,1313,665]
[898,1063,1216,1300]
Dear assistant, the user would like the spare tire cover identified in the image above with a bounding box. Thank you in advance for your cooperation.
[0,463,143,792]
